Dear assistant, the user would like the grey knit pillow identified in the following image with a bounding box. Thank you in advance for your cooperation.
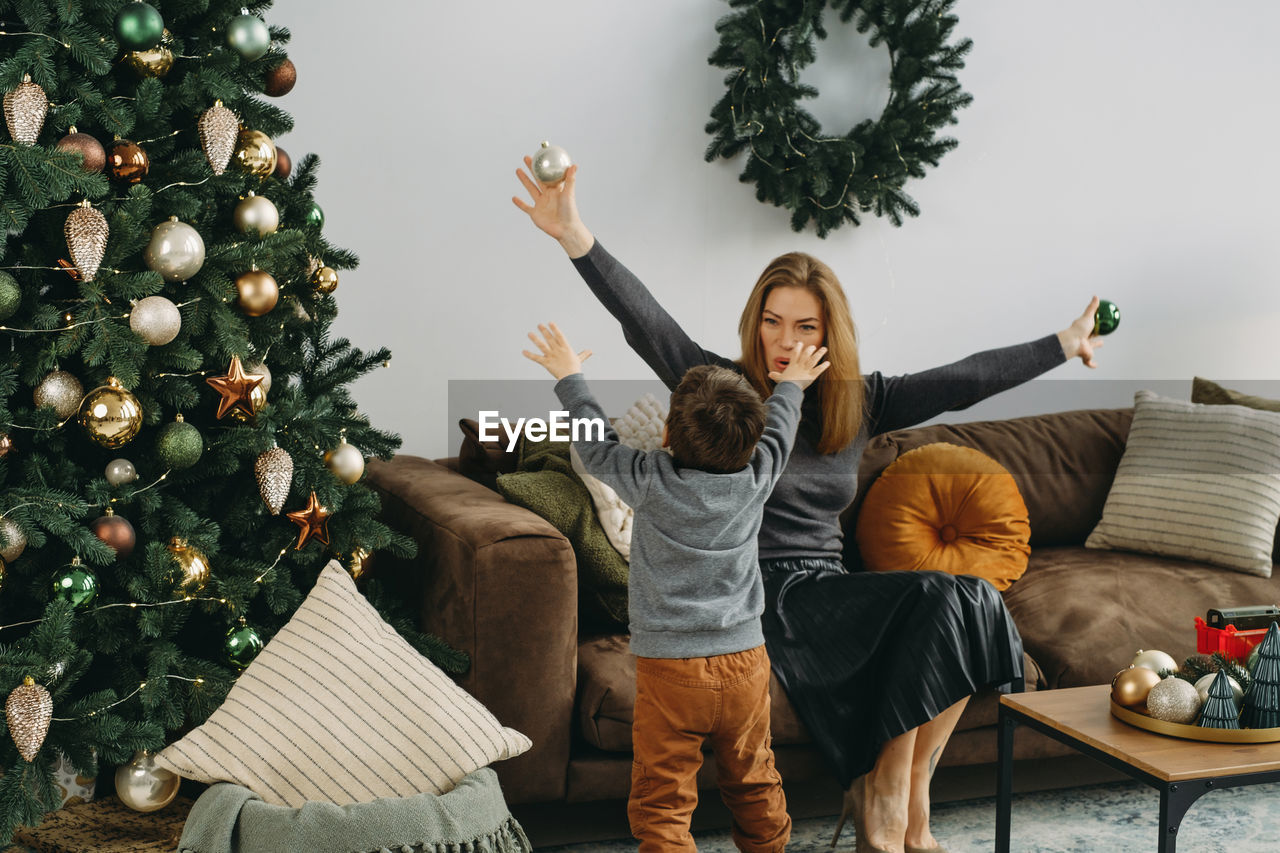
[1086,391,1280,577]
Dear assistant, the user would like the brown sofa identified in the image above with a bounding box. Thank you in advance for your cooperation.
[367,406,1280,839]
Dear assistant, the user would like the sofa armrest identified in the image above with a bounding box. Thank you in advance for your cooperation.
[366,455,577,804]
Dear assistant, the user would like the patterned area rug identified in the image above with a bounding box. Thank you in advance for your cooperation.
[540,780,1280,852]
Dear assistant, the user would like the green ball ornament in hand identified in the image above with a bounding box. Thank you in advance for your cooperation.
[115,2,165,51]
[226,12,271,61]
[53,561,97,609]
[225,622,264,668]
[155,415,203,470]
[1093,299,1121,336]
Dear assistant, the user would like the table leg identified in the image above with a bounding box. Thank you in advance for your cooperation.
[996,709,1016,853]
[1158,781,1206,853]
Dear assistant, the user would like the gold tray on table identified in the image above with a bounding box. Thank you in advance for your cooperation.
[1110,701,1280,743]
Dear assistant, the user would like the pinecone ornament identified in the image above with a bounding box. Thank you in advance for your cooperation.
[6,676,53,762]
[65,203,109,282]
[198,100,239,175]
[254,446,293,515]
[4,75,48,145]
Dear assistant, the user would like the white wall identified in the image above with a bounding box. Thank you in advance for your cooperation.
[273,0,1280,459]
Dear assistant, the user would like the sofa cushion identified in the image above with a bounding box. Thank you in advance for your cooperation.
[1192,376,1280,413]
[1006,545,1280,690]
[457,418,519,490]
[854,443,1031,591]
[575,634,1044,752]
[1085,391,1280,577]
[849,408,1132,557]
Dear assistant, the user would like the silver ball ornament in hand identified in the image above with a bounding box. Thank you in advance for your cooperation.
[531,141,572,184]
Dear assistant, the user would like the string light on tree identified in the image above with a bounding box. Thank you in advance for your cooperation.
[3,75,48,144]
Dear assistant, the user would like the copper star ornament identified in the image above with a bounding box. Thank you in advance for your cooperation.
[205,355,265,420]
[286,491,331,550]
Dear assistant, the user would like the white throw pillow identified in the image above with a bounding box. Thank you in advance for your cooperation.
[1086,391,1280,577]
[155,562,530,806]
[570,393,669,560]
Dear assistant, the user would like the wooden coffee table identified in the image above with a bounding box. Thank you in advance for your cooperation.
[997,684,1280,852]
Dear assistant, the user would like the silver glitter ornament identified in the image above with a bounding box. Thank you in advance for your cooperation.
[1146,676,1201,724]
[1194,672,1243,708]
[65,203,109,282]
[34,371,85,419]
[0,517,26,562]
[4,75,48,145]
[531,141,572,184]
[105,457,138,486]
[198,100,239,175]
[233,191,279,236]
[6,677,52,762]
[143,217,205,282]
[115,750,179,812]
[254,446,293,515]
[129,295,182,345]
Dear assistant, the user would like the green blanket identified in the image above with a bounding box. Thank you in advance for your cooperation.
[177,768,531,853]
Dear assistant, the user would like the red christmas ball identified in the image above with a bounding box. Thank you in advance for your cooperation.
[264,58,296,97]
[273,146,292,180]
[90,511,136,560]
[56,130,106,173]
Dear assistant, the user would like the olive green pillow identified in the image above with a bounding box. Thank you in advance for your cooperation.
[1192,377,1280,413]
[496,438,628,631]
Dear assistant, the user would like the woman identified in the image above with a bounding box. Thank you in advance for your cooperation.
[513,162,1101,853]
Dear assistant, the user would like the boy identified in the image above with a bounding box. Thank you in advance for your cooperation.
[522,322,828,852]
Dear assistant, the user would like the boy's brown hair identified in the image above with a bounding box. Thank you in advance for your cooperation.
[666,365,767,474]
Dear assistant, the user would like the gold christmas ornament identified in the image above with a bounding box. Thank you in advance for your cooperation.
[205,355,266,420]
[115,749,180,812]
[311,265,338,294]
[233,128,277,177]
[0,433,12,456]
[167,537,210,592]
[78,377,143,448]
[0,517,26,562]
[4,75,48,145]
[123,30,174,77]
[65,202,109,282]
[34,370,85,419]
[286,491,331,549]
[233,191,279,236]
[6,676,53,763]
[1130,649,1179,675]
[325,438,365,484]
[235,269,279,316]
[1111,666,1161,709]
[245,360,272,394]
[254,446,293,514]
[197,100,239,175]
[347,546,373,580]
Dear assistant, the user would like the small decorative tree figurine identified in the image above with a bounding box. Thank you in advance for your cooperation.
[1198,670,1242,729]
[1240,622,1280,729]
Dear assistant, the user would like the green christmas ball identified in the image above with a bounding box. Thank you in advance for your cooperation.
[226,13,271,61]
[225,623,264,668]
[155,417,203,470]
[0,271,20,321]
[115,2,165,51]
[305,202,324,228]
[53,565,98,609]
[1093,299,1121,336]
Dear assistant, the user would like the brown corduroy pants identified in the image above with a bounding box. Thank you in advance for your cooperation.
[628,645,790,852]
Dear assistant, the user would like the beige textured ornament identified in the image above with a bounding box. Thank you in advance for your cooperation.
[64,203,109,282]
[6,676,53,762]
[4,75,48,145]
[255,446,293,515]
[197,100,239,175]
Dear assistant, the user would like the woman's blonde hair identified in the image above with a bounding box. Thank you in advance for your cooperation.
[737,252,863,454]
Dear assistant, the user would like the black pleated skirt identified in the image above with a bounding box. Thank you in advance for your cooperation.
[760,558,1024,787]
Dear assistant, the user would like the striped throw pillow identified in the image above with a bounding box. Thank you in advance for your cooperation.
[154,562,531,806]
[1085,391,1280,577]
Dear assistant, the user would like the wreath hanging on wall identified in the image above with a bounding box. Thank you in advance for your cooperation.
[705,0,973,237]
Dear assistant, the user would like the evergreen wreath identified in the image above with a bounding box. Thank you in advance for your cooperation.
[705,0,973,237]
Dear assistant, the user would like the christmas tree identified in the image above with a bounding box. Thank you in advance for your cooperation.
[0,0,459,840]
[1240,622,1280,729]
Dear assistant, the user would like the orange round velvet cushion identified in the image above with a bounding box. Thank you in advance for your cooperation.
[854,442,1031,591]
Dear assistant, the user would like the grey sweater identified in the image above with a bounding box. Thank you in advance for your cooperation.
[555,373,804,658]
[571,240,1069,562]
